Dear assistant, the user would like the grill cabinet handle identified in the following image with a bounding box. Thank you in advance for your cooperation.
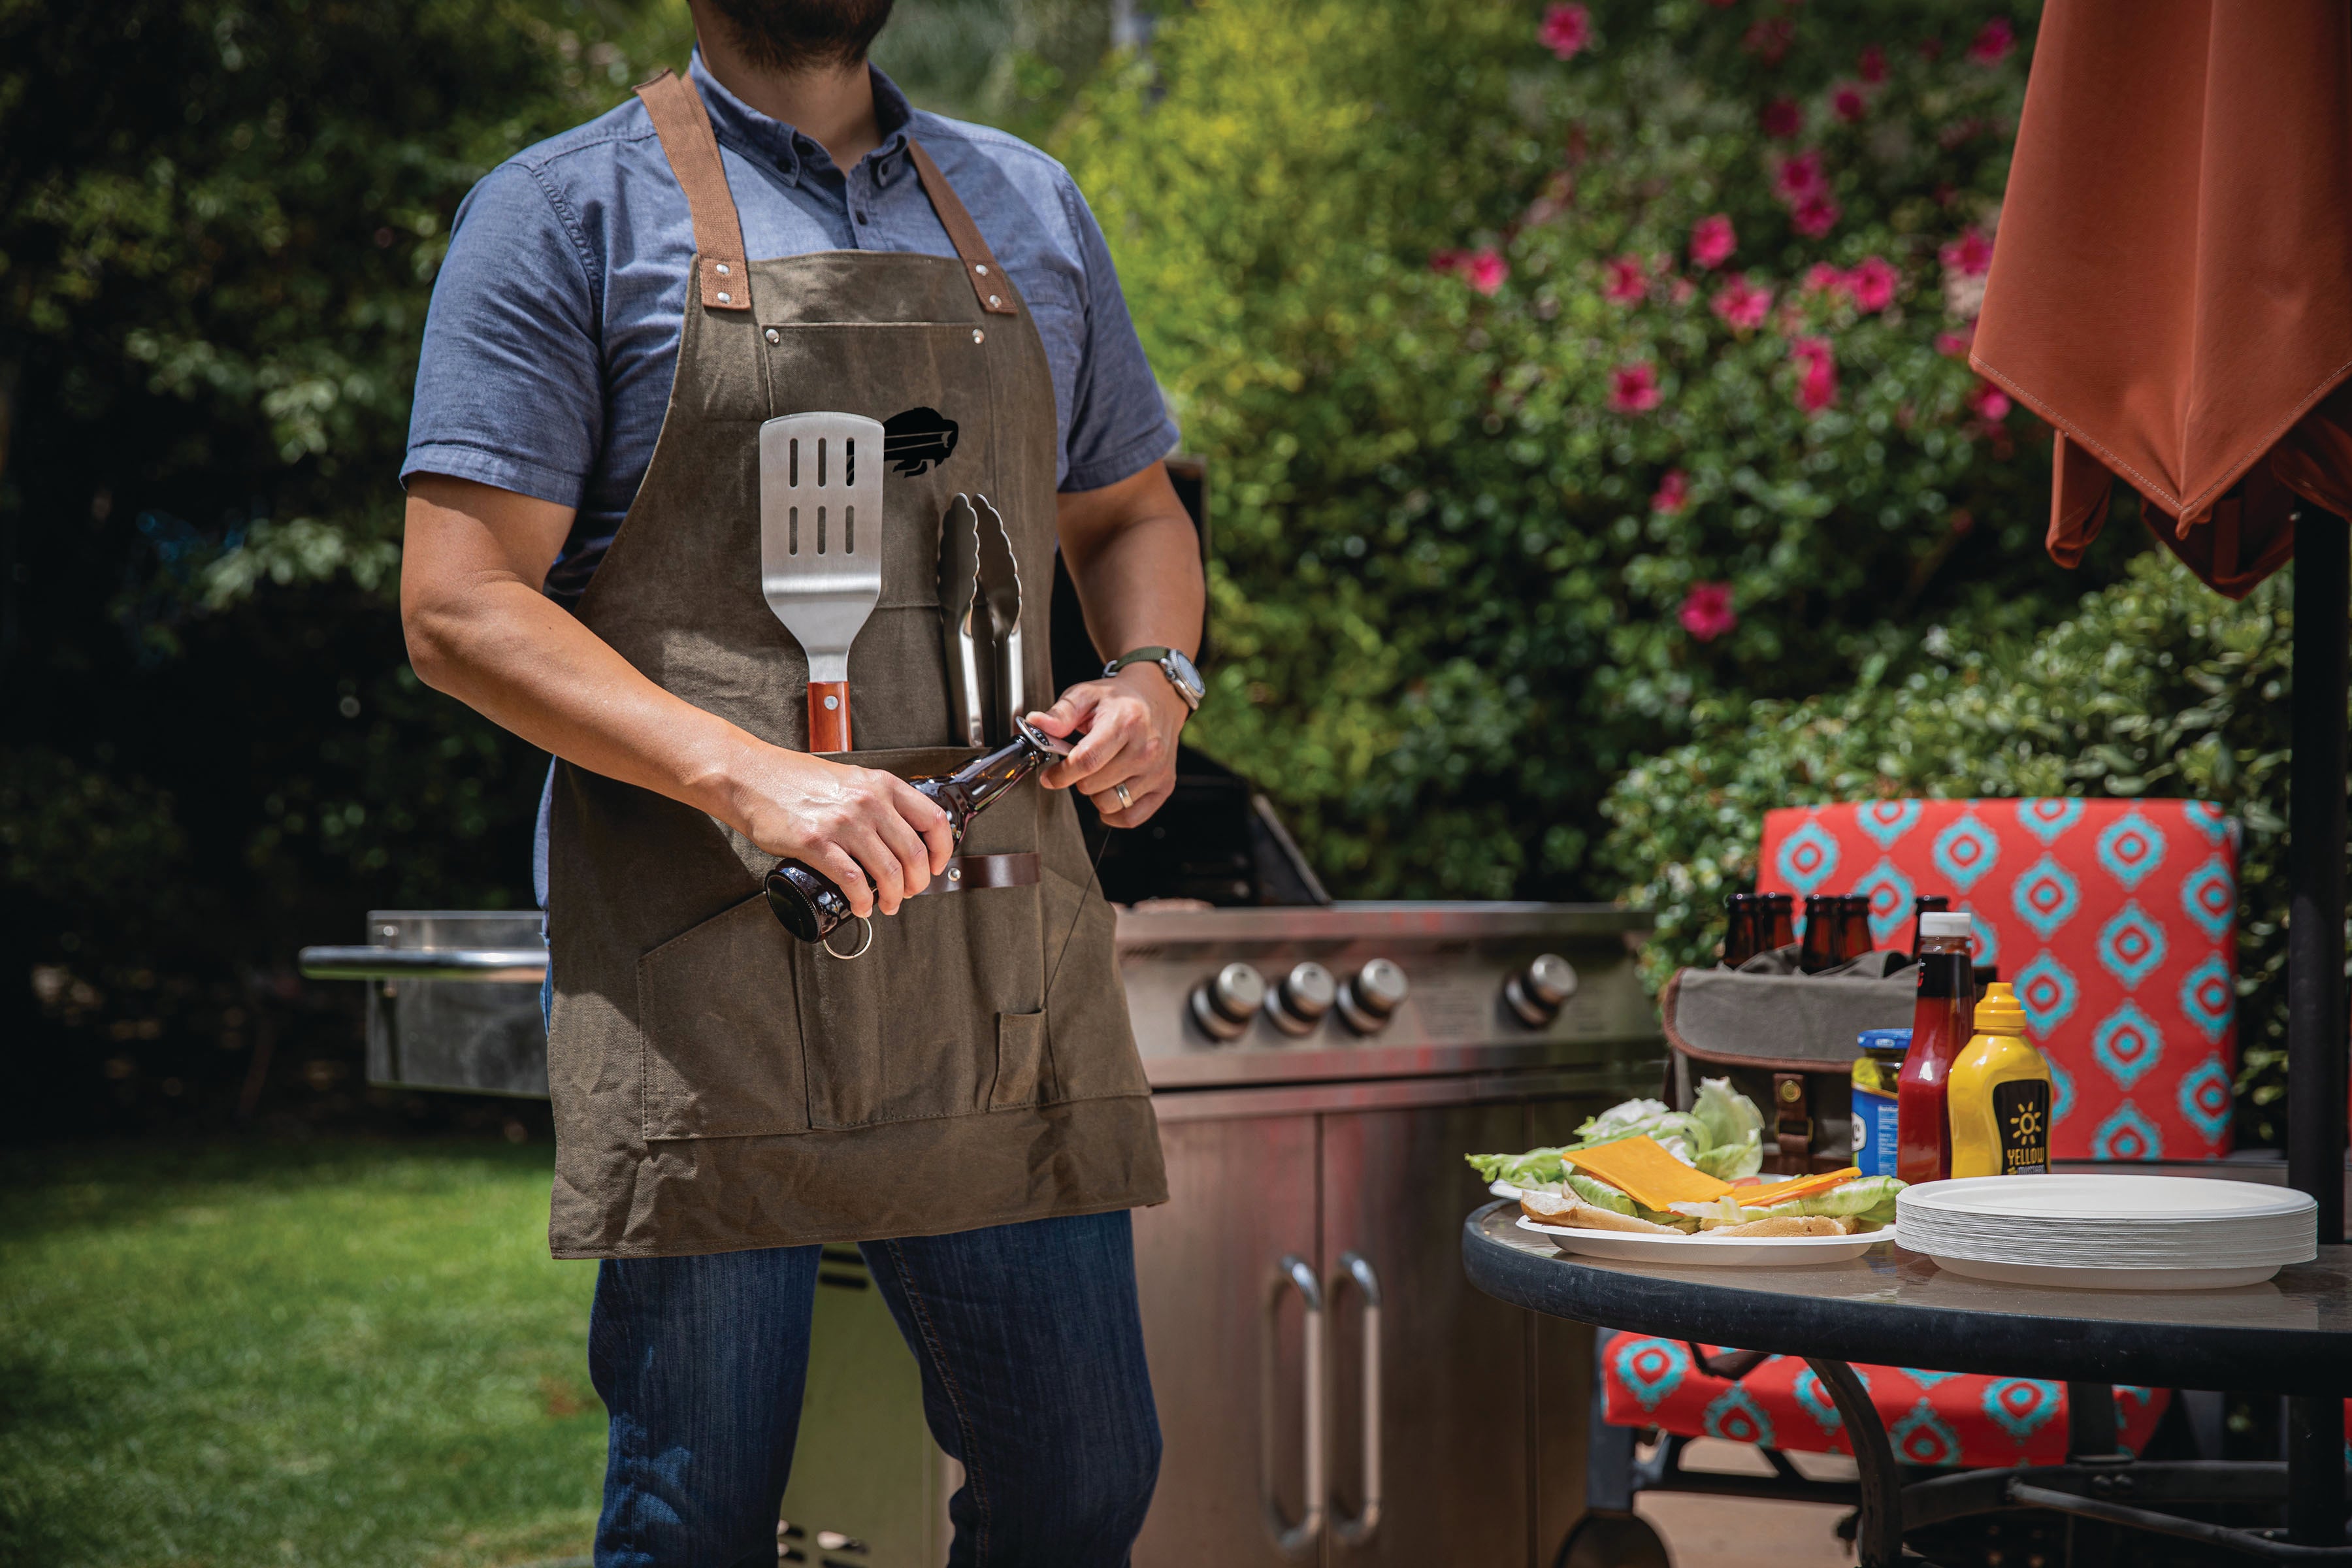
[1262,1253,1326,1557]
[297,945,548,983]
[1330,1250,1383,1545]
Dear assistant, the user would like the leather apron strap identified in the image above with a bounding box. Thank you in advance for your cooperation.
[634,70,750,312]
[633,68,1019,319]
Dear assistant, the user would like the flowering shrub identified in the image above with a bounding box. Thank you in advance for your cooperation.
[1063,0,2106,898]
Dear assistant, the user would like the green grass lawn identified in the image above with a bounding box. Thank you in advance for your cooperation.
[0,1139,606,1568]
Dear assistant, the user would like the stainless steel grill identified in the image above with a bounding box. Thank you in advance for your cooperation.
[302,899,1662,1565]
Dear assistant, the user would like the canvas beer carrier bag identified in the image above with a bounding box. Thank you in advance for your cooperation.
[542,71,1166,1258]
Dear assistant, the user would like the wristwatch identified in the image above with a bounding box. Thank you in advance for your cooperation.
[1104,645,1204,712]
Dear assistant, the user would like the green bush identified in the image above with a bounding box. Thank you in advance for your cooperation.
[1598,548,2310,1145]
[1062,0,2119,899]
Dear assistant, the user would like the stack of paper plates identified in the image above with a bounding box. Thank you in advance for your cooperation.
[1898,1175,2317,1290]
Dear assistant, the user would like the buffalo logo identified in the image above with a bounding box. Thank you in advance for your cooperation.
[882,406,959,477]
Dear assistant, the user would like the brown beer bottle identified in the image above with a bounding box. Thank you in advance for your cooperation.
[1800,893,1843,973]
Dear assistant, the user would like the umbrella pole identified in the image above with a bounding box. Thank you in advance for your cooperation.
[2286,504,2347,1548]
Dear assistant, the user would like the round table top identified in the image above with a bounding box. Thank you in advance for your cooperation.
[1463,1201,2352,1397]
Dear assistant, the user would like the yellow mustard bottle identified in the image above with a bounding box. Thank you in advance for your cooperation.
[1947,981,2053,1178]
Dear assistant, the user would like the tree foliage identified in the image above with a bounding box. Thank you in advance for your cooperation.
[1060,0,2132,900]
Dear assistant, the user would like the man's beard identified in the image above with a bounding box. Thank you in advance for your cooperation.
[704,0,896,71]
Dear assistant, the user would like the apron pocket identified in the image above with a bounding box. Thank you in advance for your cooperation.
[991,1011,1047,1109]
[1039,864,1152,1102]
[638,893,811,1140]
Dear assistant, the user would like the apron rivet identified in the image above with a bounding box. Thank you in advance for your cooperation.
[716,263,730,276]
[949,866,962,881]
[987,294,1002,308]
[975,264,989,276]
[972,329,985,344]
[823,694,840,710]
[765,328,781,345]
[717,291,732,304]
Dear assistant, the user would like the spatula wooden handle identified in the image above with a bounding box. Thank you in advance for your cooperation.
[808,681,852,753]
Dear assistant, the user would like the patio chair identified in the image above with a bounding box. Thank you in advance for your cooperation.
[1567,798,2244,1566]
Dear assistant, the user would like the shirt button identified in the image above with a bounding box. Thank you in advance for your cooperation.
[855,210,870,224]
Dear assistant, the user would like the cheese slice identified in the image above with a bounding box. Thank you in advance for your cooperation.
[1561,1136,1734,1211]
[1738,1167,1863,1208]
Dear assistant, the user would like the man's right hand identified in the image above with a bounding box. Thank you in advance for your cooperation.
[722,743,954,919]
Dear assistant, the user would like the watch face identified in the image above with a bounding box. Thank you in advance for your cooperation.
[1162,648,1204,700]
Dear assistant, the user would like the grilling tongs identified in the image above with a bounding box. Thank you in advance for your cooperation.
[939,493,1024,745]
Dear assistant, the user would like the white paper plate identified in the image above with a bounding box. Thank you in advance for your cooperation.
[1516,1214,1895,1267]
[1898,1176,2317,1272]
[1901,1174,2315,1223]
[1923,1254,2285,1291]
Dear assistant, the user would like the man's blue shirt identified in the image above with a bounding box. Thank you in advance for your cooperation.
[404,53,1177,606]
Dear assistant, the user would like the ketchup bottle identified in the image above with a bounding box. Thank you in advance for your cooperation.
[1897,911,1978,1184]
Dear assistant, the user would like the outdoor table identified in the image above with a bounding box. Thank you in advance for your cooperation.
[1463,1201,2352,1566]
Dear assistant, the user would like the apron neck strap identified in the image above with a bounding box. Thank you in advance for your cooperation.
[906,140,1020,318]
[634,69,751,312]
[634,68,1021,321]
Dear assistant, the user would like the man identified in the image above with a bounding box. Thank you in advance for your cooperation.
[399,0,1205,1560]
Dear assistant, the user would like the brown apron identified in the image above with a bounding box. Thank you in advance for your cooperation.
[542,71,1166,1260]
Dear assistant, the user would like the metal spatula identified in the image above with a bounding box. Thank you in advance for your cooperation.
[760,412,885,752]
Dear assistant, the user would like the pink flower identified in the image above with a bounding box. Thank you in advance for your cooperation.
[1680,582,1738,642]
[1609,363,1662,414]
[1830,82,1869,123]
[1845,255,1899,312]
[1772,151,1826,204]
[1428,248,1465,277]
[1464,248,1509,295]
[1709,273,1774,331]
[1652,469,1691,514]
[1539,3,1593,60]
[1759,98,1803,139]
[1603,254,1649,303]
[1969,380,2012,421]
[1940,226,1994,278]
[1967,17,2015,66]
[1689,213,1737,269]
[1790,336,1838,414]
[1936,325,1978,357]
[1802,263,1848,295]
[1669,276,1696,304]
[1791,195,1841,238]
[1859,44,1889,84]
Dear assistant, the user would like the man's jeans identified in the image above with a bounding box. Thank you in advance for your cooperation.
[586,1211,1162,1568]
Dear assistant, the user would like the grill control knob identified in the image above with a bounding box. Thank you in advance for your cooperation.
[1337,958,1409,1035]
[1505,953,1578,1028]
[1189,962,1267,1041]
[1264,961,1337,1036]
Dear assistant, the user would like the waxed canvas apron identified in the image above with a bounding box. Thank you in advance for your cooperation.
[542,70,1166,1260]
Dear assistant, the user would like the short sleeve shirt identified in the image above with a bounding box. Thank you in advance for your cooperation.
[404,53,1177,606]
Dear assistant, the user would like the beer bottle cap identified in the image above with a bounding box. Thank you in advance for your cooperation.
[1919,911,1975,939]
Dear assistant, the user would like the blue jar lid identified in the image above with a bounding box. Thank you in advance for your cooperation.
[1857,1028,1913,1053]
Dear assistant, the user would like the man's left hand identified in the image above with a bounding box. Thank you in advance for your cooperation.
[1026,665,1189,826]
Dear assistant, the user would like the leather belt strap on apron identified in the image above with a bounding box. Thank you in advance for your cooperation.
[539,69,1166,1260]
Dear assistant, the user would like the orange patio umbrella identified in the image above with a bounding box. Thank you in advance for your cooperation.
[1971,1,2349,1545]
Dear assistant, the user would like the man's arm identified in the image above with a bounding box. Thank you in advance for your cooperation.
[1027,461,1206,825]
[400,474,952,917]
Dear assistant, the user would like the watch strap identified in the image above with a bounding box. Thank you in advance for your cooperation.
[1103,646,1175,677]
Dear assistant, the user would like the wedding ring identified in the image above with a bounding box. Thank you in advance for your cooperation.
[1114,783,1132,810]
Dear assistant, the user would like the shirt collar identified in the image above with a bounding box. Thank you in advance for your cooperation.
[688,50,915,187]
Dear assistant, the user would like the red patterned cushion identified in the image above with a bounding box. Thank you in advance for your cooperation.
[1759,799,2239,1160]
[1601,1333,2170,1468]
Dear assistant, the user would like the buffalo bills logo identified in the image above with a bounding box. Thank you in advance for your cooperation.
[883,406,959,476]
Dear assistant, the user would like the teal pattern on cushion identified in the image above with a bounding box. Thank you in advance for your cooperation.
[1891,1402,1965,1467]
[1856,859,1916,948]
[2176,1056,2233,1143]
[2096,902,2167,990]
[2016,796,2085,844]
[2096,809,2167,891]
[2179,855,2236,943]
[2014,953,2080,1036]
[2091,1101,2163,1161]
[2091,1001,2164,1090]
[2178,955,2235,1043]
[1703,1384,1774,1447]
[2012,854,2082,941]
[1932,813,2000,892]
[1983,1378,2063,1443]
[1776,819,1840,896]
[1858,798,1924,848]
[1612,1336,1690,1411]
[2048,1056,2075,1126]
